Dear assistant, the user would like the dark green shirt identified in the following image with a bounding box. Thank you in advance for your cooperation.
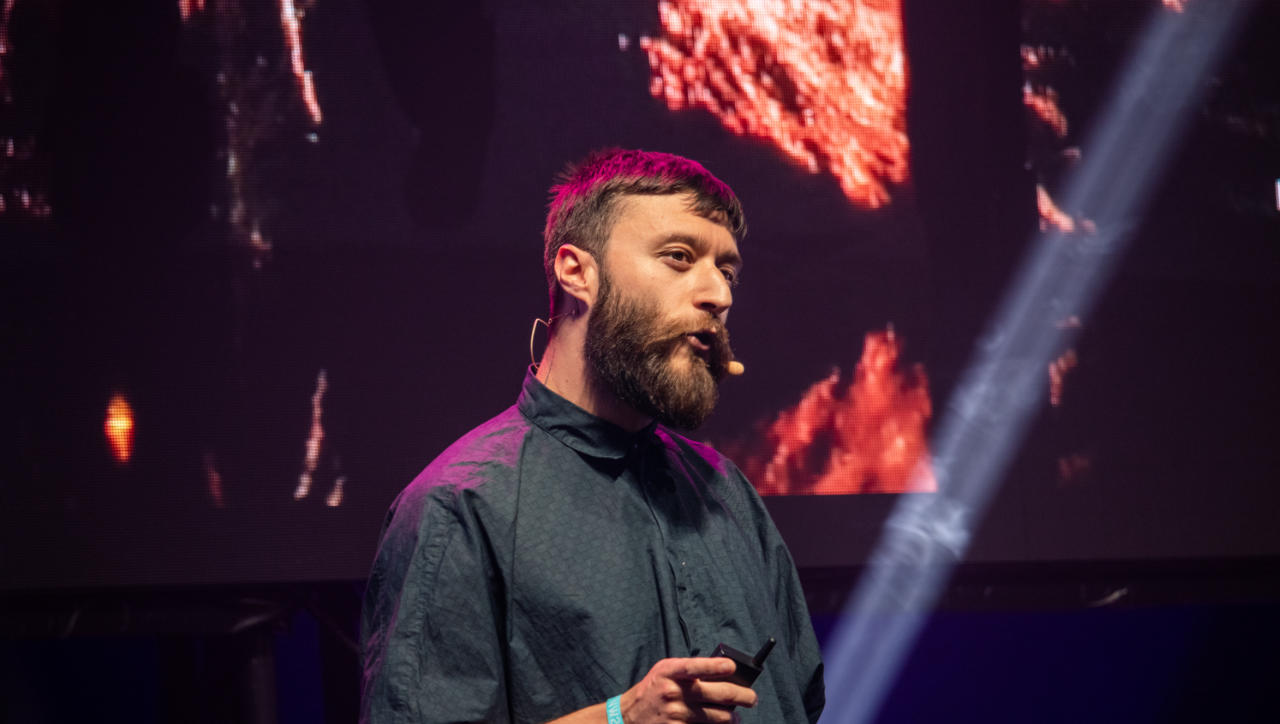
[360,372,825,723]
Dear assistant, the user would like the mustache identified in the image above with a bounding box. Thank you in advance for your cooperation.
[653,320,734,380]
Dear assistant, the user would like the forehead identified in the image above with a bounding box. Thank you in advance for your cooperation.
[606,193,741,259]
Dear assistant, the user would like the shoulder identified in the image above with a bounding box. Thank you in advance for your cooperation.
[389,405,531,525]
[419,405,529,489]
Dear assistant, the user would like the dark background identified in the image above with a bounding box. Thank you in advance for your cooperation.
[2,0,1278,721]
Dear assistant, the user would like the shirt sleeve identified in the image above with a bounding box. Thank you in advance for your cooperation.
[360,484,510,724]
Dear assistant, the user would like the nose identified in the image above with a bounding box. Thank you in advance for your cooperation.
[694,261,734,319]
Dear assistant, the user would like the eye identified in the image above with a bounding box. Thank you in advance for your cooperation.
[662,248,693,265]
[720,266,740,287]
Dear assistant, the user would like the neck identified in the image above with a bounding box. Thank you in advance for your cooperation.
[536,318,652,432]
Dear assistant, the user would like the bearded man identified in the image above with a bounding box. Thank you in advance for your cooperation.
[360,149,825,723]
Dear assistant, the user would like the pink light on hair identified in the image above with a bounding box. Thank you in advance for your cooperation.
[541,149,743,317]
[639,0,910,209]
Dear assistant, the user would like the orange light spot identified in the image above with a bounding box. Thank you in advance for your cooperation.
[177,0,206,22]
[326,475,346,508]
[737,328,935,494]
[1048,348,1078,407]
[1024,85,1068,138]
[1037,184,1075,233]
[295,369,328,500]
[1021,45,1042,71]
[105,393,135,464]
[640,0,910,209]
[280,0,323,125]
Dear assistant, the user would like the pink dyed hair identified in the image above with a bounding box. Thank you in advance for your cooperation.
[542,148,746,320]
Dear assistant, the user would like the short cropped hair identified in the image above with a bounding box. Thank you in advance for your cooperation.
[542,148,746,319]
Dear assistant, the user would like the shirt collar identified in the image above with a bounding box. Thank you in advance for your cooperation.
[517,369,657,460]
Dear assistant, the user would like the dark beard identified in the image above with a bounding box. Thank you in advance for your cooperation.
[584,272,732,430]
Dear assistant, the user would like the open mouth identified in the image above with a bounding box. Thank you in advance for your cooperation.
[686,331,713,353]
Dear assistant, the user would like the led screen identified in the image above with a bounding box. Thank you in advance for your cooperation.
[1,0,1276,588]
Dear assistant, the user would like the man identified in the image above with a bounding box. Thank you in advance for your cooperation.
[361,149,825,723]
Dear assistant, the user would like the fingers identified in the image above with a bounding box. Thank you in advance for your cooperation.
[657,656,736,681]
[656,700,739,723]
[643,694,737,723]
[685,679,758,710]
[635,657,755,722]
[659,658,756,709]
[682,702,738,723]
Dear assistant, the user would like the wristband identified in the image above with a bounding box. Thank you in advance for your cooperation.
[605,695,623,724]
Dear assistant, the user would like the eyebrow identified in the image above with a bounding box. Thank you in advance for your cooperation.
[661,232,744,270]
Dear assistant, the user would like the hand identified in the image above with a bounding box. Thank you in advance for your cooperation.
[618,657,757,723]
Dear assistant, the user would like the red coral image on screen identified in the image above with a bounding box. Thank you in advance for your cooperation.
[736,329,935,495]
[641,0,910,208]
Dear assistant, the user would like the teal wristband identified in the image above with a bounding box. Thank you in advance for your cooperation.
[605,695,623,724]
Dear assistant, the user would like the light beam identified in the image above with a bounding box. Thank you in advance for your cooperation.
[819,3,1251,722]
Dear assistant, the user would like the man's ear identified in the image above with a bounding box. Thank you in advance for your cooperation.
[553,244,599,312]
